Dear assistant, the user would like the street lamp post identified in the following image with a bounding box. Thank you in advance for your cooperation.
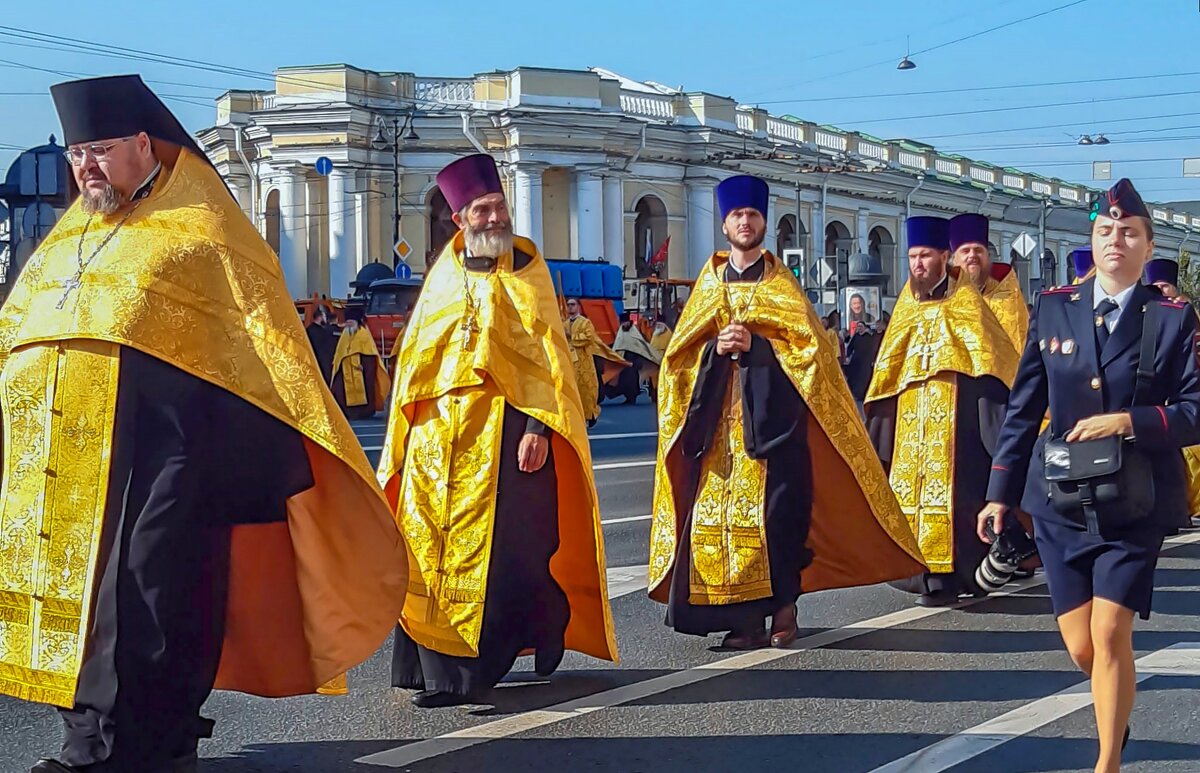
[372,112,419,262]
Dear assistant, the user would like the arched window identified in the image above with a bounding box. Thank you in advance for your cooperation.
[634,195,669,278]
[427,186,456,264]
[264,189,281,254]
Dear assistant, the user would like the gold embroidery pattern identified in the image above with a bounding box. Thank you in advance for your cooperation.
[379,234,617,663]
[650,252,925,599]
[866,270,1019,403]
[892,373,958,571]
[0,150,404,705]
[983,270,1030,355]
[0,341,118,707]
[688,374,771,605]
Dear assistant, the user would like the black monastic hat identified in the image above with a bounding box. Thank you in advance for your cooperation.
[51,75,209,163]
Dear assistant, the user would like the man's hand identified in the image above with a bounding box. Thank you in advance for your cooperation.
[976,502,1009,544]
[518,433,549,473]
[1065,412,1133,442]
[715,323,752,356]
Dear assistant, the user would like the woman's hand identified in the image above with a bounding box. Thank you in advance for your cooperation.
[977,502,1008,543]
[1065,412,1134,442]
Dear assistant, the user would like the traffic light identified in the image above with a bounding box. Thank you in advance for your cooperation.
[1086,191,1102,222]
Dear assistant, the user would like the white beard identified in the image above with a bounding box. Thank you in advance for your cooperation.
[464,225,513,258]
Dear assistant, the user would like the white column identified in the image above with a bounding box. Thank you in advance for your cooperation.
[602,177,624,269]
[277,169,308,299]
[1057,243,1070,286]
[328,168,358,299]
[306,176,327,296]
[765,195,777,253]
[574,171,604,261]
[512,165,543,245]
[355,188,370,269]
[856,208,870,254]
[999,231,1013,263]
[687,181,715,278]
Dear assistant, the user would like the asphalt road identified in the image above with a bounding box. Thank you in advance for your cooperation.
[5,391,1200,773]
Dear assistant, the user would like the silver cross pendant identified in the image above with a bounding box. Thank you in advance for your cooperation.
[55,277,82,310]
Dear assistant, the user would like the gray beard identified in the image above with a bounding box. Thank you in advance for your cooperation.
[464,225,513,258]
[80,184,124,216]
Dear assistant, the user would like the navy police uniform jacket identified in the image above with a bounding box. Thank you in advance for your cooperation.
[986,278,1200,529]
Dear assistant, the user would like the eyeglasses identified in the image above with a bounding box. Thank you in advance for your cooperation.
[63,136,135,166]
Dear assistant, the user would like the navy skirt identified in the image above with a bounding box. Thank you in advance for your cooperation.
[1033,517,1165,620]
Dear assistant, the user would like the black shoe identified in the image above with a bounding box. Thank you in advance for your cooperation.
[534,644,565,677]
[411,689,482,708]
[1123,724,1130,751]
[31,761,77,773]
[916,589,960,607]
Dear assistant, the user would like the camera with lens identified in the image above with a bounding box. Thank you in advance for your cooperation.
[975,516,1038,593]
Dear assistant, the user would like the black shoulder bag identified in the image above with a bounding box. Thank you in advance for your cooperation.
[1043,303,1158,535]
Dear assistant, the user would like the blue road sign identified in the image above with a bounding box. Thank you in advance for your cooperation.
[395,261,412,279]
[315,157,333,176]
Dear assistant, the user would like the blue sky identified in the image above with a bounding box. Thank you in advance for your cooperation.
[2,0,1198,202]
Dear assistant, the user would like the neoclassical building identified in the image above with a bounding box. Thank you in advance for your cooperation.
[199,63,1199,307]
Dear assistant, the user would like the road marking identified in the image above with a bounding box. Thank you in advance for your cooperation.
[606,565,648,599]
[355,573,1048,768]
[593,460,655,470]
[356,431,656,441]
[355,453,653,469]
[601,513,653,525]
[868,642,1200,773]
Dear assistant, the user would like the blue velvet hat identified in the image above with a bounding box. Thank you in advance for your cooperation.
[1145,258,1179,286]
[716,175,769,220]
[948,213,988,252]
[1104,178,1150,221]
[906,216,950,251]
[1070,247,1093,277]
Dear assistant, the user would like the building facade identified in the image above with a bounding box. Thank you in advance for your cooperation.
[199,64,1200,308]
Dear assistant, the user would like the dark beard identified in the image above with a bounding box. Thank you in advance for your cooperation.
[728,230,765,252]
[910,271,945,299]
[80,183,124,216]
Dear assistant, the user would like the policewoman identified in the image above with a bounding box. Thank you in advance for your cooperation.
[979,179,1200,773]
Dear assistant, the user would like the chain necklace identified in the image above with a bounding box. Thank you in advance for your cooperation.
[722,253,765,361]
[459,254,482,349]
[56,201,143,310]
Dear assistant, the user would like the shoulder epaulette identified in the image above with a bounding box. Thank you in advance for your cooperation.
[1156,299,1190,310]
[1042,286,1074,295]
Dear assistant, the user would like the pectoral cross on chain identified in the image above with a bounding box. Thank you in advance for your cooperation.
[56,277,82,310]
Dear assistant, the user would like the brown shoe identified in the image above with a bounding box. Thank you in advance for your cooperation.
[770,603,800,648]
[720,629,769,650]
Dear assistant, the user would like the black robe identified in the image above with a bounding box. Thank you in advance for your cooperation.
[845,328,882,402]
[864,280,1009,595]
[58,347,312,770]
[665,259,814,636]
[390,248,570,698]
[330,346,381,420]
[306,322,339,384]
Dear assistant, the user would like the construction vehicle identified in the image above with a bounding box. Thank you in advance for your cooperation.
[363,277,423,359]
[624,275,694,338]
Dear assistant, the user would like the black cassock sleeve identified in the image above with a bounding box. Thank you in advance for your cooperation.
[679,334,807,461]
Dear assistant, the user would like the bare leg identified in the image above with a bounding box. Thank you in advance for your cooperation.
[1089,599,1136,773]
[1056,602,1095,676]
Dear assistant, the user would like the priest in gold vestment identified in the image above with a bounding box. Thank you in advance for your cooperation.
[650,176,924,649]
[565,298,628,425]
[330,316,391,419]
[949,213,1029,353]
[379,154,616,708]
[865,216,1019,607]
[3,76,406,773]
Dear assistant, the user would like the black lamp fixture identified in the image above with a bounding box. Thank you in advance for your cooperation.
[897,37,916,70]
[1092,134,1109,145]
[1077,134,1094,146]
